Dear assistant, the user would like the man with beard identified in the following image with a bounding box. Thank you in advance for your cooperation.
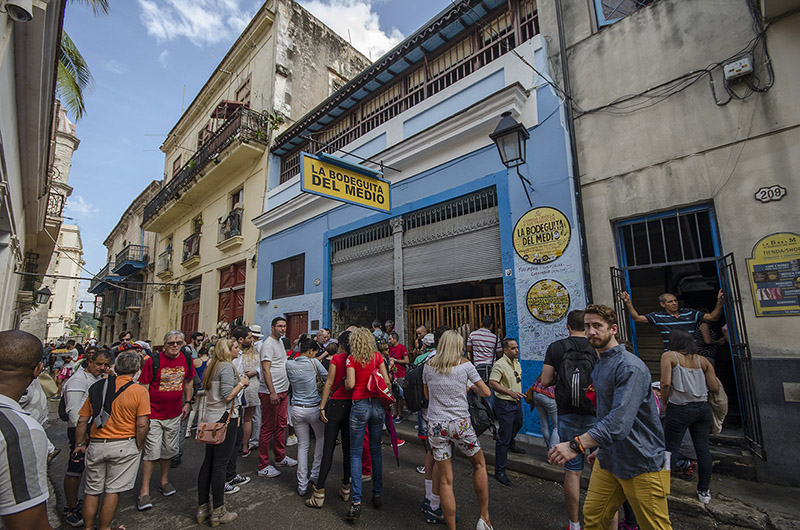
[548,305,671,530]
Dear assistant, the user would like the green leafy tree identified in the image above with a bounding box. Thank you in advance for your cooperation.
[56,0,109,120]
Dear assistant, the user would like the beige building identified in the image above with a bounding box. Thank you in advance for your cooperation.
[0,1,68,329]
[139,0,369,343]
[90,181,161,344]
[539,0,800,484]
[44,224,84,340]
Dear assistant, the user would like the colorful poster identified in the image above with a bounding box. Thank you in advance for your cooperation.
[512,207,571,264]
[746,232,800,317]
[526,279,570,323]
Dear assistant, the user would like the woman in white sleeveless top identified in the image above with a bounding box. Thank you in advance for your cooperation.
[660,329,719,505]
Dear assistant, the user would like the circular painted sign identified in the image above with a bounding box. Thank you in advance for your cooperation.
[513,207,571,264]
[526,279,571,323]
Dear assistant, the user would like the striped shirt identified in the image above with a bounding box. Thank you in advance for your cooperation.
[467,328,502,366]
[645,309,705,349]
[0,394,49,516]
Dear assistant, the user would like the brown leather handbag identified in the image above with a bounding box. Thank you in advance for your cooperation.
[196,399,236,445]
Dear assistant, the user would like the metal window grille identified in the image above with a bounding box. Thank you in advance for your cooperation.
[330,221,393,261]
[279,0,539,182]
[404,188,497,232]
[616,208,717,268]
[595,0,656,27]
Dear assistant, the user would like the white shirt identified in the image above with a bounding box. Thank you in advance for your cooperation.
[0,394,49,516]
[258,336,289,394]
[62,367,102,427]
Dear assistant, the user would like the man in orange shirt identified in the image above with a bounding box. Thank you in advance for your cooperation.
[75,350,150,530]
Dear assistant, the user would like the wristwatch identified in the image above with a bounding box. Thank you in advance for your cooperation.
[569,437,585,455]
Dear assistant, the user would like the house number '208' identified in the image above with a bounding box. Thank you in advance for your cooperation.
[754,185,787,203]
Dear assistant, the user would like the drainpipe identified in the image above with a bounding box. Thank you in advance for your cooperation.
[554,0,593,304]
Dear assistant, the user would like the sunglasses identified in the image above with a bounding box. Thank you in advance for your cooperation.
[165,341,182,346]
[513,370,521,383]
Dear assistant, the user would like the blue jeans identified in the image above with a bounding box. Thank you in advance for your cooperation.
[664,401,713,491]
[493,398,523,475]
[558,413,597,472]
[349,398,384,503]
[533,392,559,450]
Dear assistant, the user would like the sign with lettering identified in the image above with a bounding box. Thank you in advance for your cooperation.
[512,207,571,264]
[300,152,391,213]
[746,232,800,317]
[526,279,571,323]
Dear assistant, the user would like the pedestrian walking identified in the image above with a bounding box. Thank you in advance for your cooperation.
[257,317,297,478]
[308,331,353,509]
[467,315,502,384]
[195,337,249,526]
[387,332,410,423]
[0,331,53,529]
[660,329,719,504]
[286,336,328,496]
[488,338,526,486]
[540,310,597,530]
[549,305,672,530]
[344,328,391,521]
[61,348,112,527]
[136,331,196,511]
[74,350,150,530]
[423,330,493,530]
[231,326,259,457]
[529,375,558,450]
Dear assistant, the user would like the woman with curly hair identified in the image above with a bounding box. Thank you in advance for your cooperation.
[343,328,391,521]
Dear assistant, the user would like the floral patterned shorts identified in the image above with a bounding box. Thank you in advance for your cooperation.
[428,417,481,462]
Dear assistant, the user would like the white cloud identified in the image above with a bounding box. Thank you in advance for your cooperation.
[65,195,99,217]
[105,59,125,74]
[158,49,170,68]
[298,0,403,61]
[137,0,258,46]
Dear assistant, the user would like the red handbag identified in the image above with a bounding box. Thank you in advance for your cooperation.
[367,355,395,408]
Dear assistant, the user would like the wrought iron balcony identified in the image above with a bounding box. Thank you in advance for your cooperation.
[88,259,122,295]
[46,191,65,218]
[143,107,270,223]
[218,207,243,244]
[183,233,201,263]
[113,244,149,276]
[157,248,173,276]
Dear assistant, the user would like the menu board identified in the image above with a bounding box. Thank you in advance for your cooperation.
[746,232,800,317]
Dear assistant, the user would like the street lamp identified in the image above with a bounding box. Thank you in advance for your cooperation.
[34,286,52,305]
[490,111,533,205]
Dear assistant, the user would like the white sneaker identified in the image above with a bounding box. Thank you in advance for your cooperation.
[277,456,298,467]
[258,465,281,478]
[286,435,298,446]
[697,489,711,504]
[476,517,493,530]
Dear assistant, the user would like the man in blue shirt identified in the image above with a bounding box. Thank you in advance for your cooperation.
[549,304,672,530]
[620,290,724,349]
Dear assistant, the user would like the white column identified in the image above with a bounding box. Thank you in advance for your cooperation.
[390,217,405,342]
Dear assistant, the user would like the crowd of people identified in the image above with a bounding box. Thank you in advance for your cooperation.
[0,292,727,530]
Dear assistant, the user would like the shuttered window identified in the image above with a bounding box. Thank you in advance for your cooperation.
[331,222,393,299]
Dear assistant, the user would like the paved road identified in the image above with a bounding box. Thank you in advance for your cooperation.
[46,422,737,529]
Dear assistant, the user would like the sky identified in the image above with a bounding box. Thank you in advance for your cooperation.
[62,0,450,312]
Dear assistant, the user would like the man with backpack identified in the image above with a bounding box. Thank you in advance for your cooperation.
[61,348,112,527]
[74,350,150,530]
[136,331,195,511]
[540,310,597,530]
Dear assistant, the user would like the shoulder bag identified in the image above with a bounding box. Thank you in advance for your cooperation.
[196,391,236,445]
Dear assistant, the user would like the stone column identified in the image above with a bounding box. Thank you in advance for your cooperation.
[390,217,406,342]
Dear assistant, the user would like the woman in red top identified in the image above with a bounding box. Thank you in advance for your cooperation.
[343,328,391,521]
[306,331,353,509]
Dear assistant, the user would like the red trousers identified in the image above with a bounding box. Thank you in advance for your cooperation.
[258,391,288,470]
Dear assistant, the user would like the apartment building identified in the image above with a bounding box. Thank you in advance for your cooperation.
[89,180,161,344]
[134,0,369,343]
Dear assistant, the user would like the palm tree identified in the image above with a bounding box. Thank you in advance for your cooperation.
[56,0,109,120]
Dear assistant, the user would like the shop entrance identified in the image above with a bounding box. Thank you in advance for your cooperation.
[611,205,764,457]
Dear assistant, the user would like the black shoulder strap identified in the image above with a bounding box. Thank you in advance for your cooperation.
[152,352,161,380]
[114,380,134,399]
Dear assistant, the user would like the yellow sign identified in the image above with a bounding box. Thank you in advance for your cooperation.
[746,232,800,317]
[526,279,571,323]
[300,152,391,213]
[513,207,571,264]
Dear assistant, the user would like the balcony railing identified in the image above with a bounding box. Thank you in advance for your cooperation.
[143,106,270,223]
[157,248,173,275]
[115,244,148,265]
[183,233,201,263]
[218,208,243,243]
[89,261,112,293]
[47,191,65,218]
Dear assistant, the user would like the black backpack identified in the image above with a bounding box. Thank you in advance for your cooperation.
[468,390,497,437]
[555,338,597,415]
[152,350,193,382]
[57,393,69,421]
[87,376,134,429]
[402,361,428,412]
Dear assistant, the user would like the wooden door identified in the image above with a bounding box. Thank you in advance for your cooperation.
[181,299,200,337]
[218,261,247,325]
[285,312,308,345]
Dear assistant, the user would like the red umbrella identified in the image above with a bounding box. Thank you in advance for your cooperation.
[384,408,400,466]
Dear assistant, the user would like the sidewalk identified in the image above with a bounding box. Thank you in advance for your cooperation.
[394,421,800,530]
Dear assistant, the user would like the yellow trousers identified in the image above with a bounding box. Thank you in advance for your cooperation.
[583,460,672,530]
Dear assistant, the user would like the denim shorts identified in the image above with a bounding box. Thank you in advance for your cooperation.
[558,413,598,472]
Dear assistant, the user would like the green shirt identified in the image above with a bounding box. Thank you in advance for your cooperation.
[489,354,521,401]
